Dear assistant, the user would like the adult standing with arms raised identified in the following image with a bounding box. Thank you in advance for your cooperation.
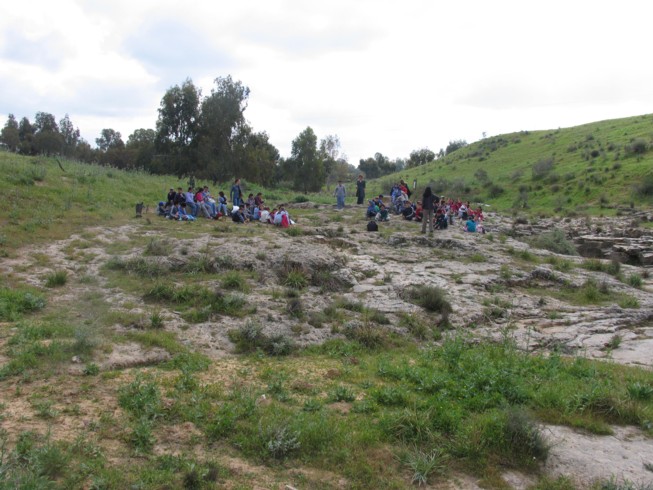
[230,178,243,207]
[421,186,435,235]
[355,174,366,205]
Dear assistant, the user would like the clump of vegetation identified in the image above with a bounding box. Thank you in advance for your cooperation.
[221,270,250,292]
[343,323,388,349]
[106,256,168,278]
[530,229,578,255]
[626,273,643,289]
[582,258,621,276]
[407,285,452,321]
[310,268,352,292]
[531,157,554,180]
[228,322,295,356]
[143,237,170,256]
[633,174,653,198]
[0,288,46,321]
[44,270,68,288]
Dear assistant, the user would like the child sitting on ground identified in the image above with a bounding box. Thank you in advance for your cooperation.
[260,207,271,223]
[366,200,379,218]
[156,201,168,217]
[464,215,477,233]
[376,204,390,222]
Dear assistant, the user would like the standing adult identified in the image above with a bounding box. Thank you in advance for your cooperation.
[421,186,435,234]
[355,174,366,205]
[334,181,346,210]
[230,178,243,207]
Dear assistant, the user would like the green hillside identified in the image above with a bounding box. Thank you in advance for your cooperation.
[2,113,653,255]
[367,114,653,215]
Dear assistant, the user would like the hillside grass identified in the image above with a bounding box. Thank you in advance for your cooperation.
[2,115,653,488]
[0,151,332,254]
[361,113,653,215]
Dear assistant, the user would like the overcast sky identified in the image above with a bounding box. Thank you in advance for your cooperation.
[2,0,652,164]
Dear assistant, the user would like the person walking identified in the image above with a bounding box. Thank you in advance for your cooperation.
[421,186,435,234]
[355,174,366,205]
[334,181,346,210]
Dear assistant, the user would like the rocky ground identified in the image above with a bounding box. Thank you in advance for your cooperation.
[1,203,653,488]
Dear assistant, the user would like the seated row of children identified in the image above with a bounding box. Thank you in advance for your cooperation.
[157,186,293,227]
[230,205,293,227]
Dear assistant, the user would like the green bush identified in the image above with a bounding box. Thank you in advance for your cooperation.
[530,229,578,256]
[228,322,295,356]
[532,157,554,180]
[633,174,653,198]
[0,289,46,321]
[409,286,452,320]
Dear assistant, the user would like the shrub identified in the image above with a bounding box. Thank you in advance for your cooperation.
[343,323,387,349]
[503,408,550,464]
[487,184,505,198]
[83,363,100,376]
[286,297,304,319]
[633,174,653,198]
[530,229,578,255]
[626,138,648,155]
[532,157,554,180]
[409,286,452,320]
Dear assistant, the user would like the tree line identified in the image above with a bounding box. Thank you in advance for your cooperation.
[0,75,466,190]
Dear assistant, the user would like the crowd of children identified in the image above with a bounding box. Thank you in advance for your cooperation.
[156,185,294,227]
[364,183,486,234]
[154,179,484,234]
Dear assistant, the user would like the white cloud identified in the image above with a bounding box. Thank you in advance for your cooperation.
[1,0,653,163]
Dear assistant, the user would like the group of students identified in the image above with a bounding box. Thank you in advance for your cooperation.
[156,184,294,227]
[366,185,485,234]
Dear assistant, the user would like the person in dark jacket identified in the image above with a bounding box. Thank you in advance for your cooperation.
[421,186,435,234]
[355,174,366,205]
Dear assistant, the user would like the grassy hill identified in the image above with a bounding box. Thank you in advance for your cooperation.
[2,120,653,488]
[2,112,653,256]
[367,113,653,215]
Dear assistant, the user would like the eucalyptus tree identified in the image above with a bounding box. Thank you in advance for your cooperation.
[288,126,324,193]
[0,114,19,152]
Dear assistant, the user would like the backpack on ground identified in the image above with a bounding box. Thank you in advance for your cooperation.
[367,220,378,232]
